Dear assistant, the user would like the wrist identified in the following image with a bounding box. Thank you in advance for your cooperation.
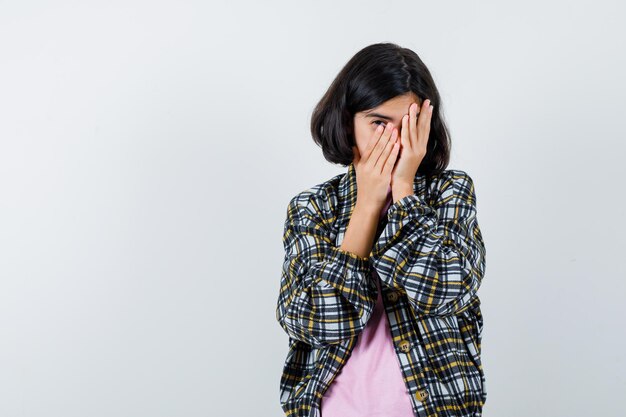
[354,198,381,217]
[392,183,414,204]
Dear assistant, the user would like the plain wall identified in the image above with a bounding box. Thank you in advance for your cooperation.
[1,1,625,416]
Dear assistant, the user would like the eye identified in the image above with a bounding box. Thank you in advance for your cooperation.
[372,120,386,128]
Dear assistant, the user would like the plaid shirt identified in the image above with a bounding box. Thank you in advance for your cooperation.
[276,162,487,417]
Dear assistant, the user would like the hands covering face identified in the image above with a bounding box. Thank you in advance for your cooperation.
[390,98,434,189]
[351,98,434,207]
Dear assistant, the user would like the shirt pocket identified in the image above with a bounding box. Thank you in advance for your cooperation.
[419,315,468,386]
[420,315,483,410]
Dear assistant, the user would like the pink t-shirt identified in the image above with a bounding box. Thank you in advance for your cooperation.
[320,186,415,417]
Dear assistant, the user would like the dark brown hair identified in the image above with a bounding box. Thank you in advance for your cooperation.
[310,42,451,177]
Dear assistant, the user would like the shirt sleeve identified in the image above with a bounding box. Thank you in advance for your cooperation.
[275,193,378,348]
[370,170,486,317]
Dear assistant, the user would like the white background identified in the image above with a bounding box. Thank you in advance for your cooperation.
[1,1,625,416]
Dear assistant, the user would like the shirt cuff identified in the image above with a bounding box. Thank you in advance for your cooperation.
[387,194,429,218]
[329,245,370,266]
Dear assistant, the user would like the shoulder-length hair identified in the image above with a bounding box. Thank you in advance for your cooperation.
[310,42,451,177]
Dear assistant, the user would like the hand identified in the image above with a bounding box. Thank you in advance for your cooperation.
[390,99,434,194]
[352,120,400,211]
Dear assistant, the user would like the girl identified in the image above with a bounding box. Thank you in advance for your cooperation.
[276,42,487,417]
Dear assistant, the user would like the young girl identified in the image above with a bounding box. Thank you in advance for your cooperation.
[276,42,487,417]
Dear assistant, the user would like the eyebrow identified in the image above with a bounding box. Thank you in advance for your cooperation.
[363,112,395,120]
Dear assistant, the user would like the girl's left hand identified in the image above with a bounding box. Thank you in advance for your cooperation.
[390,98,434,190]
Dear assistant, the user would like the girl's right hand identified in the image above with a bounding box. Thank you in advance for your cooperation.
[352,122,400,211]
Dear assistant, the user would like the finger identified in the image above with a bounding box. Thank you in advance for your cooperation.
[417,100,433,150]
[362,123,385,163]
[371,122,394,168]
[417,99,430,130]
[378,128,398,173]
[382,139,400,176]
[400,113,410,151]
[409,102,419,148]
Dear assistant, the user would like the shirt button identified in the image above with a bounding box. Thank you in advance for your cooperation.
[397,339,410,352]
[415,389,429,401]
[386,291,399,303]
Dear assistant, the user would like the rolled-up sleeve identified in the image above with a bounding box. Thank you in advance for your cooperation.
[369,170,486,317]
[275,193,377,347]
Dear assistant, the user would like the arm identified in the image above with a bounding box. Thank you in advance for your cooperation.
[370,170,486,317]
[275,192,378,347]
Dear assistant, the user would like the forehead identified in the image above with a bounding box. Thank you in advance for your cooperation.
[358,93,421,119]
